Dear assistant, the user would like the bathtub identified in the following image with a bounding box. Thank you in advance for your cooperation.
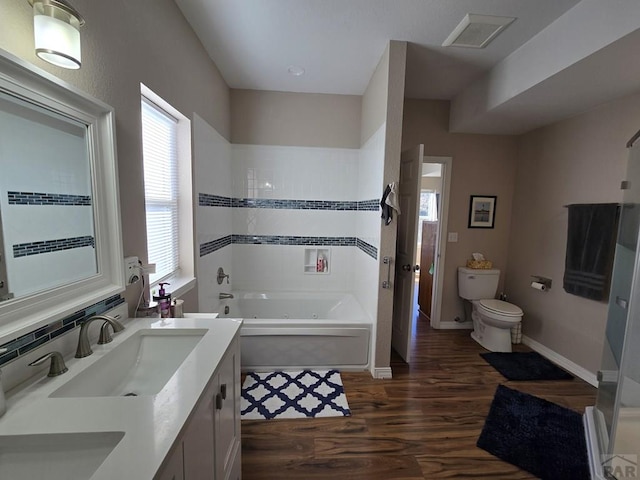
[217,292,371,371]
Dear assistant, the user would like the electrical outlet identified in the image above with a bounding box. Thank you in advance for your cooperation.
[124,256,140,285]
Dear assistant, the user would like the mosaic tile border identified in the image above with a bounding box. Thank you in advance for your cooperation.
[198,193,380,212]
[232,235,357,246]
[13,235,95,258]
[234,198,358,210]
[0,294,124,367]
[199,235,232,257]
[199,234,378,259]
[356,238,378,259]
[199,193,232,207]
[357,199,380,211]
[8,191,92,206]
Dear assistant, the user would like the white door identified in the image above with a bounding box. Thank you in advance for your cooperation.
[391,144,424,362]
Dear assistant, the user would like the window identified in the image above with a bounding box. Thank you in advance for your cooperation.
[140,85,194,293]
[141,98,178,284]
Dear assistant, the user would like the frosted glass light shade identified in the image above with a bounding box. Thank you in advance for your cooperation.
[31,0,83,69]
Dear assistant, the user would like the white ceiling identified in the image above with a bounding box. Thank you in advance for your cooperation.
[175,0,640,135]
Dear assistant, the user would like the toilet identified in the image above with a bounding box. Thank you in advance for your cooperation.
[457,267,523,352]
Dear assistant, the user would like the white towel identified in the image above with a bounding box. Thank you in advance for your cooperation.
[385,181,401,215]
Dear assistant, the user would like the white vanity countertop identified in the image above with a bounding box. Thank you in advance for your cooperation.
[0,316,242,480]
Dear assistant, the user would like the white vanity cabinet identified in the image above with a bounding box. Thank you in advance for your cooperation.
[156,444,185,480]
[155,336,241,480]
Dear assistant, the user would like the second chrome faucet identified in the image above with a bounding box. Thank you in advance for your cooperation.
[75,315,125,358]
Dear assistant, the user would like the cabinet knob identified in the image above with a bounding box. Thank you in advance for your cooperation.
[215,393,223,410]
[220,383,227,400]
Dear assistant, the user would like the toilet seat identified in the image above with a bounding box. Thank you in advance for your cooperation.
[478,299,523,317]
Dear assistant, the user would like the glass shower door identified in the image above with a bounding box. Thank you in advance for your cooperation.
[594,142,640,468]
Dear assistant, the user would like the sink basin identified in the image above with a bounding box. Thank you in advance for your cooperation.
[0,431,124,479]
[51,329,207,398]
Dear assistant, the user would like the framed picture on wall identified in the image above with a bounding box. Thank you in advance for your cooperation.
[468,195,497,228]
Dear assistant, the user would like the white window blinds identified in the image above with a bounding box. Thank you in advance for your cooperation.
[141,97,179,285]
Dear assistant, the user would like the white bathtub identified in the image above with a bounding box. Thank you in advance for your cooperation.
[217,292,371,371]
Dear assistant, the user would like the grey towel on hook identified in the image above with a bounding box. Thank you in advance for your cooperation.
[380,182,400,225]
[563,203,619,301]
[380,184,392,225]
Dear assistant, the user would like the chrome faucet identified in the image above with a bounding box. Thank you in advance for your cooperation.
[219,292,234,299]
[29,351,68,377]
[75,315,125,358]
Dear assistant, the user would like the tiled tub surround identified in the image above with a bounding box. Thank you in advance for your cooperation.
[193,123,385,333]
[0,294,124,368]
[0,314,242,480]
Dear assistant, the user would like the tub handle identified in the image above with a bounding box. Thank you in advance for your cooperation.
[382,256,392,289]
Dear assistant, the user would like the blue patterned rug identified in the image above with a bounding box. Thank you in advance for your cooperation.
[241,370,351,420]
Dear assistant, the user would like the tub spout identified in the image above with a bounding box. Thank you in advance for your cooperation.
[219,292,234,300]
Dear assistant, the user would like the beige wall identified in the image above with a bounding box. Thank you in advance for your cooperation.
[0,0,231,313]
[506,91,640,374]
[402,99,519,324]
[361,45,391,146]
[230,89,361,148]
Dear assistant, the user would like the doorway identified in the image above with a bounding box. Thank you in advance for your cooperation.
[419,156,451,329]
[391,150,452,363]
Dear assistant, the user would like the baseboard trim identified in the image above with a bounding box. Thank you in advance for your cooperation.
[372,367,393,379]
[522,335,598,387]
[437,321,473,330]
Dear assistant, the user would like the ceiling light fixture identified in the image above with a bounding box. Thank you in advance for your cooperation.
[287,65,305,77]
[442,14,515,49]
[28,0,85,69]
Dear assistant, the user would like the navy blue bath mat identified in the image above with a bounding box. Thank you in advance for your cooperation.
[477,385,589,480]
[481,351,574,381]
[241,370,351,420]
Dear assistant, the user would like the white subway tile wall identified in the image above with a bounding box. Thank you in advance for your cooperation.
[194,118,386,320]
[193,115,234,311]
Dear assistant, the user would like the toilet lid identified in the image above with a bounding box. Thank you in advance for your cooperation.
[479,299,523,316]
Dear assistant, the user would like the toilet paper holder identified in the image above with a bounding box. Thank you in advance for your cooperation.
[531,276,552,291]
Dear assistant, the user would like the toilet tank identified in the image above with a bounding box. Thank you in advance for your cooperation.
[458,267,500,300]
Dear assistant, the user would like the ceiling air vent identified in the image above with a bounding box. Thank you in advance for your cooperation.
[442,14,515,49]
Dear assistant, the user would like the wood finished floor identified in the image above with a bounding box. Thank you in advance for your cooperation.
[241,317,596,479]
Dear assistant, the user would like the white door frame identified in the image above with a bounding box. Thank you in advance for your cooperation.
[422,156,452,329]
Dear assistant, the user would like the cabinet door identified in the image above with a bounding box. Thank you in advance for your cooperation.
[155,443,184,480]
[183,391,216,479]
[215,339,241,480]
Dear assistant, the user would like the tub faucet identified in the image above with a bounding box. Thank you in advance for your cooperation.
[75,315,125,358]
[219,292,234,300]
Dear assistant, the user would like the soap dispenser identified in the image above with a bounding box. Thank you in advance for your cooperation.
[153,283,172,318]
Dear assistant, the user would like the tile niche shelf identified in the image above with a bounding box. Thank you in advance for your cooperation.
[304,248,330,274]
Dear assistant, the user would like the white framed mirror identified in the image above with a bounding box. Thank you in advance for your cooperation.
[0,49,124,343]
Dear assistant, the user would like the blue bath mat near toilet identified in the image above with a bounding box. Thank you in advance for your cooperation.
[480,351,574,381]
[241,370,351,420]
[477,385,589,480]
